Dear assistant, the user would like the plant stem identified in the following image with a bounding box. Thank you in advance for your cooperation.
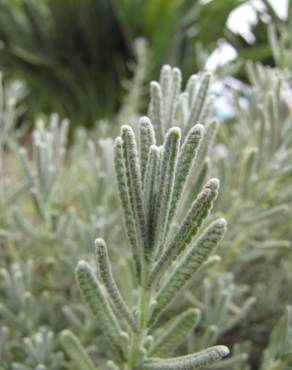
[128,331,142,370]
[128,287,152,369]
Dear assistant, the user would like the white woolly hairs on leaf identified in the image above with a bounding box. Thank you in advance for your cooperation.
[143,145,161,257]
[113,136,141,280]
[76,260,125,357]
[95,238,139,333]
[184,72,212,135]
[122,125,148,266]
[139,116,156,182]
[150,308,201,357]
[149,81,164,143]
[153,127,181,255]
[60,330,96,370]
[166,123,204,235]
[148,178,220,289]
[153,218,227,318]
[142,345,230,369]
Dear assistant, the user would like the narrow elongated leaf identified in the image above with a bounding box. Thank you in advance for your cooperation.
[95,238,139,332]
[150,309,201,357]
[142,346,229,369]
[160,65,172,103]
[139,117,156,182]
[60,330,96,370]
[153,218,227,317]
[148,178,219,288]
[76,261,124,357]
[186,75,198,107]
[113,137,141,280]
[165,68,182,129]
[167,124,204,232]
[144,145,161,257]
[154,127,181,254]
[184,73,212,134]
[149,82,164,143]
[192,120,218,178]
[122,125,148,262]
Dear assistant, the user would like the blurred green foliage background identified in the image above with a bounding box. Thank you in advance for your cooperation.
[0,0,290,128]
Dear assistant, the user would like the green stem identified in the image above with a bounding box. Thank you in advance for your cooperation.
[128,287,152,369]
[128,331,143,370]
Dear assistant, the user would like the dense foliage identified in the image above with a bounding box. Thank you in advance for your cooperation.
[1,47,292,369]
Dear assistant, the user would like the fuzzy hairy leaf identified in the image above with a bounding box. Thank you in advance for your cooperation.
[153,218,227,317]
[148,178,219,288]
[139,117,156,182]
[144,145,161,257]
[186,75,197,107]
[154,127,181,254]
[149,81,164,143]
[95,238,139,332]
[122,125,148,262]
[150,309,201,357]
[142,345,229,369]
[60,330,96,370]
[160,65,172,105]
[76,261,124,357]
[192,120,218,178]
[167,124,204,232]
[113,136,141,280]
[184,72,212,135]
[165,68,182,129]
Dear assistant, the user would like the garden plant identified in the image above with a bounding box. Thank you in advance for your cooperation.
[0,31,292,370]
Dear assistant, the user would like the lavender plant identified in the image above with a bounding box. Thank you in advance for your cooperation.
[147,47,292,367]
[14,115,70,245]
[145,66,257,353]
[212,64,290,256]
[0,260,65,368]
[211,61,292,319]
[11,328,65,370]
[1,54,291,370]
[260,306,292,370]
[62,73,231,367]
